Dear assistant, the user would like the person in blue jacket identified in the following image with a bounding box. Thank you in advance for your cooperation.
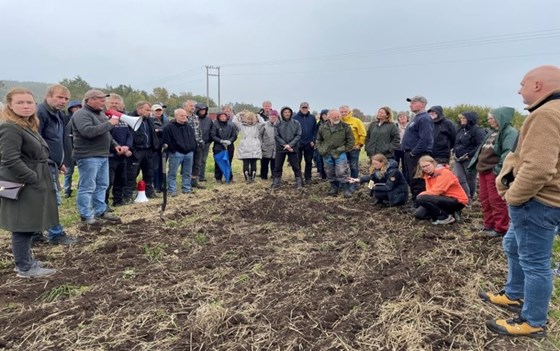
[293,102,318,184]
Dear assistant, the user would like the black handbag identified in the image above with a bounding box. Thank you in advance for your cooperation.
[0,180,25,200]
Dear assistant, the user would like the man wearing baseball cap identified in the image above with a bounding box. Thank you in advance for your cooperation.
[401,95,434,201]
[71,89,121,225]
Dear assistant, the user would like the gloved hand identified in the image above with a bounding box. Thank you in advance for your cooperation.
[221,140,231,146]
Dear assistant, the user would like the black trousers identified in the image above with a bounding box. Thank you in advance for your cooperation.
[125,149,155,198]
[298,144,315,180]
[191,144,203,180]
[414,194,465,220]
[260,157,275,179]
[273,150,301,179]
[242,159,258,175]
[403,151,427,200]
[107,155,128,205]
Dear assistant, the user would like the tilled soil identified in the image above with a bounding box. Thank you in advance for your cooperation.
[0,179,556,350]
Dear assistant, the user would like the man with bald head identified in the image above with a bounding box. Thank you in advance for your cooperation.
[480,65,560,338]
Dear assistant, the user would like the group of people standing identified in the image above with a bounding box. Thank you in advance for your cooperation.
[1,64,560,339]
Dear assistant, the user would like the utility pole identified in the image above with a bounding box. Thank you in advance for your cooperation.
[205,65,221,109]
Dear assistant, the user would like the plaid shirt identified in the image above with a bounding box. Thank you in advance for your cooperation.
[187,114,203,144]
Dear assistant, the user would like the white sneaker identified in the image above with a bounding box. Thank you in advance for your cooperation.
[16,266,56,278]
[432,215,456,225]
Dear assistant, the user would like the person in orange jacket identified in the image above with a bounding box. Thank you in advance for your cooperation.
[413,155,468,224]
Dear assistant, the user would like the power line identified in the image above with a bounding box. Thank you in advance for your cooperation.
[218,28,560,68]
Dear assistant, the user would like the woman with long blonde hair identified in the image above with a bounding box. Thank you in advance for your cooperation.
[0,88,58,277]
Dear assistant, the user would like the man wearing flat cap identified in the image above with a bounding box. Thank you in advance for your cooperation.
[71,89,122,225]
[401,95,434,201]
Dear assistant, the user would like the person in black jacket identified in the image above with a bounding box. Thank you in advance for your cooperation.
[350,154,408,206]
[62,99,82,199]
[453,111,486,203]
[151,104,168,193]
[211,111,238,182]
[272,106,303,189]
[162,109,197,195]
[125,101,160,200]
[194,103,214,183]
[427,106,457,164]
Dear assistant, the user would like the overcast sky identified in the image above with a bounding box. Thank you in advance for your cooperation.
[1,0,558,115]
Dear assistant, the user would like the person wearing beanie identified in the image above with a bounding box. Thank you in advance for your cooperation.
[271,106,303,189]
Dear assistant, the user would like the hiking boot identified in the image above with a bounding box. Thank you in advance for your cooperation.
[432,214,456,225]
[453,211,462,223]
[479,290,523,312]
[16,266,56,278]
[31,232,48,246]
[170,192,178,197]
[49,233,79,245]
[305,178,313,185]
[486,317,546,338]
[327,182,339,196]
[95,211,121,223]
[295,177,304,190]
[105,205,114,213]
[192,181,205,189]
[82,217,103,225]
[271,177,281,189]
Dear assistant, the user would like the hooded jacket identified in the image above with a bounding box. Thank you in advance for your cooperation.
[497,90,560,207]
[454,111,486,160]
[195,103,214,143]
[316,121,354,159]
[428,106,457,162]
[260,118,278,159]
[341,111,366,147]
[211,115,238,153]
[231,111,264,159]
[468,107,518,175]
[62,100,83,167]
[275,107,301,151]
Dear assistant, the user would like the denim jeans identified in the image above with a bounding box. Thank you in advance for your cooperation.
[503,200,560,327]
[168,151,193,193]
[63,162,75,195]
[323,152,350,184]
[76,157,109,220]
[47,164,64,240]
[347,149,360,178]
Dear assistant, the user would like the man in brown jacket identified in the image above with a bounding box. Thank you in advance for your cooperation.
[480,65,560,338]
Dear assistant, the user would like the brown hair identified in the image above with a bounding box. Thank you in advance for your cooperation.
[1,88,39,132]
[378,106,394,123]
[46,84,70,97]
[370,153,389,175]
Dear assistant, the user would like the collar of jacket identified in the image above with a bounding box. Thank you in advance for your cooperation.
[526,89,560,112]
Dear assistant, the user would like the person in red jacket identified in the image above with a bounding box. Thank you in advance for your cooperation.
[413,155,468,224]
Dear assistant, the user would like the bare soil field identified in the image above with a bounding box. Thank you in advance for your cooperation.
[0,178,558,350]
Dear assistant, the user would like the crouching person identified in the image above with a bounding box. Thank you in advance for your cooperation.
[316,109,354,197]
[350,154,407,206]
[414,155,468,224]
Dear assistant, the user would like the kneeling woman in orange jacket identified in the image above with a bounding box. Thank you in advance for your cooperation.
[414,155,468,224]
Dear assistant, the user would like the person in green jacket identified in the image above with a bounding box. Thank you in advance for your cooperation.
[365,106,400,159]
[468,107,518,236]
[316,109,355,197]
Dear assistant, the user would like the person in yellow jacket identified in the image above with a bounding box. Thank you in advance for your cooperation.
[339,105,366,192]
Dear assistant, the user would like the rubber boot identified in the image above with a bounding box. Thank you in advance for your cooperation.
[271,177,281,189]
[342,183,352,198]
[244,171,250,184]
[251,171,257,183]
[295,177,304,190]
[327,182,339,196]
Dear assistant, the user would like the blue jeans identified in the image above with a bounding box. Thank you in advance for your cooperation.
[76,157,109,220]
[503,200,560,327]
[323,152,350,184]
[168,151,193,193]
[63,162,75,195]
[347,149,360,178]
[47,164,64,240]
